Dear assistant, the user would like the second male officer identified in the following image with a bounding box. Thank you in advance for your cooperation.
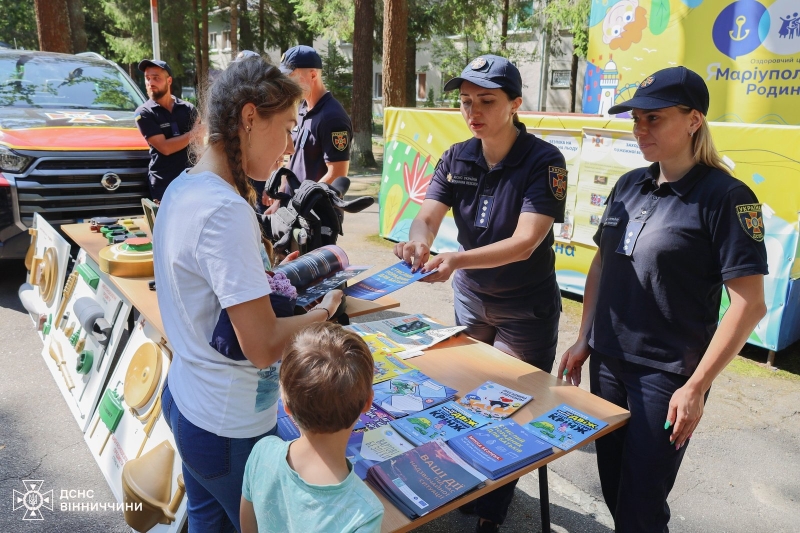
[134,59,197,202]
[280,46,352,186]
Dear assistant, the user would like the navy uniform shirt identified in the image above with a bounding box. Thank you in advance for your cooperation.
[288,92,351,183]
[134,96,197,198]
[425,124,568,302]
[590,163,768,376]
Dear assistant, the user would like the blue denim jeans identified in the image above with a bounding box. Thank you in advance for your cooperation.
[162,381,276,533]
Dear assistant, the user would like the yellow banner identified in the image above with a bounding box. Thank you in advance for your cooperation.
[584,0,800,125]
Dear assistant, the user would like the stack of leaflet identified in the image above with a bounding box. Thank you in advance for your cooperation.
[448,419,553,480]
[523,404,608,450]
[391,401,492,446]
[371,350,417,384]
[366,439,486,520]
[347,426,416,480]
[456,381,533,419]
[353,405,395,433]
[373,370,457,418]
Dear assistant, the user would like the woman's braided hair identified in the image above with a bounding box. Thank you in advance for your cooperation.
[201,56,303,205]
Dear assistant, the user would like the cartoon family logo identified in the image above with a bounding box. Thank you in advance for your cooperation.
[12,480,54,521]
[779,12,799,39]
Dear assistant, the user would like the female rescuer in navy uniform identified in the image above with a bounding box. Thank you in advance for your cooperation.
[558,66,768,532]
[394,55,568,533]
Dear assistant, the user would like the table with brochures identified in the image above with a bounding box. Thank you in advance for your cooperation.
[375,334,630,533]
[61,221,401,336]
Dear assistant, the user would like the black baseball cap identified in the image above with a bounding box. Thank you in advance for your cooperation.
[279,46,322,74]
[443,55,522,98]
[608,66,709,115]
[138,59,172,77]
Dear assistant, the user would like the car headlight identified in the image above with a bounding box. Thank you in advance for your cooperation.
[0,145,32,173]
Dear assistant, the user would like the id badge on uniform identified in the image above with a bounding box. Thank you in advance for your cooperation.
[475,195,494,228]
[616,220,645,256]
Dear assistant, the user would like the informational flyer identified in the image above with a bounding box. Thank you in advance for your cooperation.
[529,128,583,242]
[344,261,435,301]
[571,128,647,246]
[346,314,465,358]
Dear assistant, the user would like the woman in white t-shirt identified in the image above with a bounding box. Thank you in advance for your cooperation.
[153,56,343,532]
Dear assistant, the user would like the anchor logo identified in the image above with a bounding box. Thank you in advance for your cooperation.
[730,15,749,41]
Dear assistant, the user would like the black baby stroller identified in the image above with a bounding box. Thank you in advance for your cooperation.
[259,168,374,259]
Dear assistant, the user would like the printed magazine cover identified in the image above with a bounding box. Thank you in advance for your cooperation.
[456,381,533,419]
[391,401,492,446]
[524,404,608,450]
[372,370,457,418]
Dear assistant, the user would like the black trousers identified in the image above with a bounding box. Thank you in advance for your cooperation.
[590,353,707,533]
[453,286,560,524]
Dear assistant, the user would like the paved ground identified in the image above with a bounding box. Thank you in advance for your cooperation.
[1,178,799,531]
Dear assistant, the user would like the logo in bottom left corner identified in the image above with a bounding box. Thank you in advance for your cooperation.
[12,479,54,521]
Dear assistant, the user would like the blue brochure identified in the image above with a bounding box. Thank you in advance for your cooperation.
[344,261,435,301]
[276,415,301,441]
[373,370,457,418]
[448,419,553,479]
[366,439,486,519]
[391,401,492,446]
[523,404,608,450]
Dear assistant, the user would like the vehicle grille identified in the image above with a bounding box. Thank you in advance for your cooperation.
[14,151,151,226]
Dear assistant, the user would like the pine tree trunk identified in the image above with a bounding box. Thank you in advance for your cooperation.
[352,0,377,168]
[66,0,87,53]
[201,0,209,99]
[230,1,238,56]
[501,0,509,51]
[193,0,201,88]
[239,0,253,52]
[405,34,416,108]
[258,0,265,53]
[570,53,578,113]
[34,0,72,53]
[382,0,408,108]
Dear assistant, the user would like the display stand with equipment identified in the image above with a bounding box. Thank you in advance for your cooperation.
[85,316,186,533]
[40,249,132,431]
[19,214,73,339]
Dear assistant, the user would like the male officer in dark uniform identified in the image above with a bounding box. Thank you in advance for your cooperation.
[280,46,351,186]
[134,59,197,202]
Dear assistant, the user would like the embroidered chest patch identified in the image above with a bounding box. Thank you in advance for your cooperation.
[548,166,568,201]
[735,204,764,242]
[447,173,479,187]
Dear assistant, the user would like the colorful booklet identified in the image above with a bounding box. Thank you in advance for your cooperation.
[373,370,457,418]
[344,261,435,301]
[347,426,416,480]
[372,350,417,384]
[361,333,406,355]
[353,405,395,433]
[390,401,493,446]
[523,404,608,450]
[456,381,533,419]
[366,439,486,519]
[448,419,553,479]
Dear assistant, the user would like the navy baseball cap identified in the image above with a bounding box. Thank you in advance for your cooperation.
[138,59,172,77]
[443,55,522,97]
[608,66,709,115]
[279,46,322,74]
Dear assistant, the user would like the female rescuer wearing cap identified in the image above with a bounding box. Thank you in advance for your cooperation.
[559,66,768,531]
[394,55,568,533]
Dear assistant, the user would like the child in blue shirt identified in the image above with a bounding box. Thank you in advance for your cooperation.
[241,322,384,533]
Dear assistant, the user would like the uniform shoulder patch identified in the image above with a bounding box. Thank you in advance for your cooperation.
[548,166,568,201]
[735,204,764,242]
[332,130,349,151]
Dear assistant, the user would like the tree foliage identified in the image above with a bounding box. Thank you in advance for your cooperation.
[320,40,353,113]
[544,0,591,58]
[0,0,39,50]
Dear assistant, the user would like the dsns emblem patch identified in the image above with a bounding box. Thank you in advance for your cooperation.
[548,166,568,201]
[332,131,349,151]
[736,204,764,242]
